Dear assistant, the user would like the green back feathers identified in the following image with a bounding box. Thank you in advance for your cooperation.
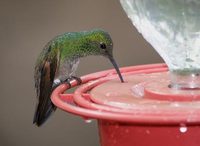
[35,29,113,68]
[49,29,113,62]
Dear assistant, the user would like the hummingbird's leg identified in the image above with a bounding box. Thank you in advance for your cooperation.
[52,76,82,90]
[62,78,72,88]
[62,76,82,88]
[60,76,82,88]
[52,79,72,89]
[52,79,62,90]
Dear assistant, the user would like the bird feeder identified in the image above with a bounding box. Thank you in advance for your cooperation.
[51,0,200,146]
[51,64,200,146]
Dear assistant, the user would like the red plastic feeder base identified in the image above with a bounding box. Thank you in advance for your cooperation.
[51,63,200,146]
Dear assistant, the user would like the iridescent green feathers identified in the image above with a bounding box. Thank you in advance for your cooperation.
[56,29,113,62]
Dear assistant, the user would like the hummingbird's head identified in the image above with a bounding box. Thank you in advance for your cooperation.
[86,29,124,82]
[87,29,113,58]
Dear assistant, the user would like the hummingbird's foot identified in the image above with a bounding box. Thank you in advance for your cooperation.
[62,78,72,88]
[52,79,72,89]
[70,76,82,85]
[62,76,82,88]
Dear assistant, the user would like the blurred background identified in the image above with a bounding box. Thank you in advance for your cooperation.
[0,0,163,146]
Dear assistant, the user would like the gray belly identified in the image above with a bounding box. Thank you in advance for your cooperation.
[55,58,80,81]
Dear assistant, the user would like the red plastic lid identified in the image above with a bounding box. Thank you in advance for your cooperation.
[51,63,200,125]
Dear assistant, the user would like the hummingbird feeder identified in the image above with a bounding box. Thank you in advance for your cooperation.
[51,0,200,146]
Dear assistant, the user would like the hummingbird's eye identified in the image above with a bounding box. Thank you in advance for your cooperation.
[100,42,107,50]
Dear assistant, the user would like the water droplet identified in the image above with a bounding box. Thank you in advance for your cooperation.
[84,119,93,123]
[179,125,188,133]
[131,83,145,98]
[146,129,151,134]
[82,117,93,123]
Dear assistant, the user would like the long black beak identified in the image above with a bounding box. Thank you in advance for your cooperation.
[108,56,124,83]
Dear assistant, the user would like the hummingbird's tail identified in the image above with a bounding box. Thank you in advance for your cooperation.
[33,81,61,126]
[33,97,56,126]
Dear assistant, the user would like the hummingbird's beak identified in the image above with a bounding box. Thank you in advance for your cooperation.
[108,56,124,83]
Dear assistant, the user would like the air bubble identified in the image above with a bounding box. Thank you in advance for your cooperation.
[179,125,188,133]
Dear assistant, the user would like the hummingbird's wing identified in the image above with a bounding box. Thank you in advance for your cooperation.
[34,47,59,126]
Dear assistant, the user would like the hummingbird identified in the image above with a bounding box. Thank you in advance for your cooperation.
[34,29,124,126]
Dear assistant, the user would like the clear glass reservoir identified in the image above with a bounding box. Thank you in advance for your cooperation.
[120,0,200,89]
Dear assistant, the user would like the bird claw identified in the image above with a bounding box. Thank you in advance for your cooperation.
[70,76,82,85]
[52,76,82,89]
[62,78,72,88]
[63,76,82,88]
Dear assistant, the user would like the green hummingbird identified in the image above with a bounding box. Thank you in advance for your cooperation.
[34,29,124,126]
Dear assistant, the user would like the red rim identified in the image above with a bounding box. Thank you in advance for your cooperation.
[51,63,200,125]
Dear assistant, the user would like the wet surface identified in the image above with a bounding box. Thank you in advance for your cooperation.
[90,72,200,123]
